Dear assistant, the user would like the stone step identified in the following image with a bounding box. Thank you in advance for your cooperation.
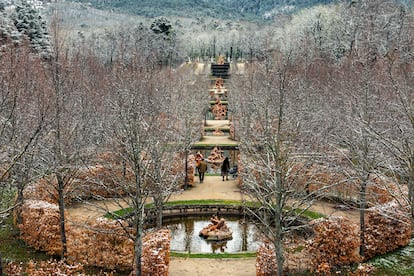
[211,63,230,78]
[204,120,231,128]
[192,136,238,150]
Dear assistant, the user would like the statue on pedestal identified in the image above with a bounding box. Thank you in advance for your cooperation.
[199,215,233,241]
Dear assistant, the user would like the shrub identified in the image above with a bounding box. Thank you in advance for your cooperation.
[306,216,360,272]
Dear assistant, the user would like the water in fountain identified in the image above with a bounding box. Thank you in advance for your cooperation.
[162,217,261,253]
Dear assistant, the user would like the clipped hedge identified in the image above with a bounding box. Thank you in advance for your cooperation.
[67,217,134,270]
[363,201,412,260]
[306,216,361,273]
[18,155,172,272]
[140,229,171,276]
[292,163,399,206]
[256,243,278,276]
[18,197,171,272]
[23,165,133,205]
[303,202,411,273]
[5,259,84,275]
[18,200,63,255]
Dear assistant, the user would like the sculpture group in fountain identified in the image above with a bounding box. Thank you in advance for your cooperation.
[211,98,227,120]
[206,146,224,170]
[199,215,233,241]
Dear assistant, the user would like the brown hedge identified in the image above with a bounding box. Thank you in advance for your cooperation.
[19,198,171,271]
[306,216,361,272]
[256,243,278,276]
[363,201,412,260]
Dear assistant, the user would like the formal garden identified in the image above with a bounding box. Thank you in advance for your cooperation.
[2,1,414,274]
[3,59,412,276]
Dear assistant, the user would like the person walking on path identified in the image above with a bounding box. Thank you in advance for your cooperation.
[195,151,204,168]
[198,158,208,183]
[221,157,230,181]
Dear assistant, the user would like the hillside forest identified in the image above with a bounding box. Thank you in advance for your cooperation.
[1,0,414,275]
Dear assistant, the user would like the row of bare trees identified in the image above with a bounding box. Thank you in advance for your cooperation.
[231,0,414,274]
[0,12,204,274]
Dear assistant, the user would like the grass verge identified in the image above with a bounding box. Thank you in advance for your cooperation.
[292,208,325,220]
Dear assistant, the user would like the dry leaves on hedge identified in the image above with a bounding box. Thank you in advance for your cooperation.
[306,216,360,272]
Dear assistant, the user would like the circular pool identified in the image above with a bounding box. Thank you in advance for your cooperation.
[164,217,261,253]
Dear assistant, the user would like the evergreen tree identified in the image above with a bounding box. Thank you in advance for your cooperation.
[12,0,51,57]
[0,0,20,49]
[150,17,172,36]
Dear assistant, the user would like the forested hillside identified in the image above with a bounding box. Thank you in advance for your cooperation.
[71,0,335,21]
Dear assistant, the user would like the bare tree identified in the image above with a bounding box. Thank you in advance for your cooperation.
[231,48,315,275]
[0,44,46,223]
[35,13,98,259]
[105,64,184,274]
[374,3,414,221]
[330,0,402,257]
[142,71,186,229]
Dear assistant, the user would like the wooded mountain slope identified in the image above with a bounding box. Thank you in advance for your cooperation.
[70,0,335,21]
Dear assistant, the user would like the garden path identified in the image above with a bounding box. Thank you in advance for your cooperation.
[67,175,359,224]
[169,176,360,223]
[169,176,254,276]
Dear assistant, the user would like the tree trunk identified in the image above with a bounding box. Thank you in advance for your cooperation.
[359,175,368,258]
[134,170,143,276]
[409,163,414,223]
[275,170,285,276]
[0,251,3,276]
[155,197,163,229]
[184,150,188,190]
[274,214,284,276]
[56,173,67,259]
[134,218,143,276]
[15,183,24,225]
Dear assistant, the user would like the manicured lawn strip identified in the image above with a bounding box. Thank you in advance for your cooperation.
[170,251,256,258]
[163,199,251,206]
[204,127,230,132]
[292,208,326,220]
[105,207,133,219]
[191,143,238,147]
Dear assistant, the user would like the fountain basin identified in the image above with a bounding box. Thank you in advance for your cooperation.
[160,216,261,253]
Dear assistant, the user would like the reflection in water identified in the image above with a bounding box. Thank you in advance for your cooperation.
[211,240,227,253]
[241,219,248,251]
[164,217,261,253]
[184,219,194,253]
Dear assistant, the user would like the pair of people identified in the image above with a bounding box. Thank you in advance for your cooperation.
[196,153,231,183]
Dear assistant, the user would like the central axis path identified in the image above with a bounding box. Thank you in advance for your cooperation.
[168,176,256,276]
[169,175,241,201]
